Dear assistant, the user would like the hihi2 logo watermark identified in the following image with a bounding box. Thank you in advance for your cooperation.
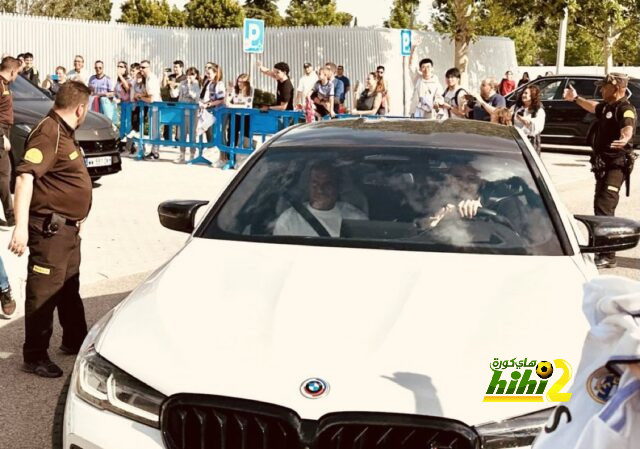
[483,358,572,403]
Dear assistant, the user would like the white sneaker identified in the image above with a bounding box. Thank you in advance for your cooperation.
[174,155,186,164]
[212,160,226,169]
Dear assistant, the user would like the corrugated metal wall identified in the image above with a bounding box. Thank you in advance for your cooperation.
[0,13,517,114]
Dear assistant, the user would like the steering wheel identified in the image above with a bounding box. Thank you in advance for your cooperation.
[474,208,520,236]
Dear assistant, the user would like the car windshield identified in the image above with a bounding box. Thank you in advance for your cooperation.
[204,147,563,255]
[10,75,50,100]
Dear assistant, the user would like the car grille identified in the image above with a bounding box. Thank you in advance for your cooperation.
[79,139,117,155]
[161,395,478,449]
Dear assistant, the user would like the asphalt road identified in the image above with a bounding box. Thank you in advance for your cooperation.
[0,146,637,448]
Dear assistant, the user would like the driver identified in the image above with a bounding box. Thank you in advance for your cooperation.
[274,161,367,237]
[415,164,484,229]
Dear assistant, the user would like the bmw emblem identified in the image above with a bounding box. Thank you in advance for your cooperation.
[300,378,329,399]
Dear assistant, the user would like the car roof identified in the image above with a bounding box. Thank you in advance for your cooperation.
[269,118,522,153]
[527,74,640,82]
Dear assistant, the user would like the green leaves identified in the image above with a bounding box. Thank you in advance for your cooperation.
[384,0,421,29]
[2,0,112,21]
[244,0,284,27]
[184,0,244,29]
[119,0,185,27]
[284,0,352,26]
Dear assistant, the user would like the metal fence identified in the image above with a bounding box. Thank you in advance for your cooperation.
[1,13,517,114]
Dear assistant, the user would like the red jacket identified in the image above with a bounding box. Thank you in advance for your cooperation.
[499,79,516,96]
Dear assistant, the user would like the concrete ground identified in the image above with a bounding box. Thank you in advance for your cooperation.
[0,146,637,448]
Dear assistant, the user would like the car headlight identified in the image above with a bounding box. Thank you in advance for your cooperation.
[474,408,554,448]
[73,308,166,428]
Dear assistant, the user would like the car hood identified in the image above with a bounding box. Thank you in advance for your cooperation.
[13,100,117,140]
[98,239,590,425]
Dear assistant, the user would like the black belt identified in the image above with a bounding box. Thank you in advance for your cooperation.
[30,212,81,227]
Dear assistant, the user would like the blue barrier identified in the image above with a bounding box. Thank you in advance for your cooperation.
[117,101,217,164]
[213,107,304,169]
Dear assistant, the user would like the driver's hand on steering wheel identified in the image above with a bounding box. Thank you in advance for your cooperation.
[457,199,482,218]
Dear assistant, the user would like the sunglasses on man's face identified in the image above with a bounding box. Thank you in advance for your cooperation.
[117,65,126,68]
[141,66,150,69]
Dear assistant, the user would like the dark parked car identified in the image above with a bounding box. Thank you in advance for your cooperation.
[8,75,122,185]
[506,75,640,150]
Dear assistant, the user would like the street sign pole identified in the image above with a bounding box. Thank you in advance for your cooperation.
[400,29,412,117]
[403,57,407,117]
[243,18,265,86]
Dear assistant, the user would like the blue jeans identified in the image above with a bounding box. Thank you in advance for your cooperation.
[0,256,9,291]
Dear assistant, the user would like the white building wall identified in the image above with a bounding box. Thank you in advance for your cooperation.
[1,13,517,114]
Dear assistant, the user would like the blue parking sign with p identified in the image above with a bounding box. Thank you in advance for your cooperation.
[400,29,412,56]
[243,18,265,54]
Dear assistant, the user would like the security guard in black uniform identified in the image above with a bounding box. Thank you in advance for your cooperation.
[8,81,93,378]
[563,73,637,269]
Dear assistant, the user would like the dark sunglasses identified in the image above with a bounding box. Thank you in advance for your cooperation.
[140,65,150,69]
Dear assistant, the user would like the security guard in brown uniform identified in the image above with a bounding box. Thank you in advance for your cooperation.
[564,73,637,268]
[0,56,21,227]
[9,81,93,378]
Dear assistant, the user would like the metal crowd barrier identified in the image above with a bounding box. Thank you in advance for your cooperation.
[116,102,407,169]
[213,108,304,169]
[118,101,215,164]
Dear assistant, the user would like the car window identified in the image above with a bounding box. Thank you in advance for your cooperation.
[535,79,565,101]
[10,75,50,100]
[204,147,564,256]
[567,79,597,99]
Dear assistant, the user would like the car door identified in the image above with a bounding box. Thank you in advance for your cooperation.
[559,77,599,145]
[523,78,566,145]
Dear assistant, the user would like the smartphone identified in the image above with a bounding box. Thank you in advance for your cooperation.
[164,68,172,73]
[51,74,59,81]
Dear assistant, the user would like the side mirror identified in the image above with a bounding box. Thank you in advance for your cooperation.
[574,215,640,253]
[158,200,209,234]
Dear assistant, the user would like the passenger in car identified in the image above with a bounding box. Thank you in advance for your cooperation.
[273,161,367,237]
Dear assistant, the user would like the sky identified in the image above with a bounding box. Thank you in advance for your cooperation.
[110,0,434,28]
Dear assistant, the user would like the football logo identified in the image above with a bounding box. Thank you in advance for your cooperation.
[536,361,554,379]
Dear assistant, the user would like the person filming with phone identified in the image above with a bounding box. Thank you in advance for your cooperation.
[42,66,67,97]
[563,73,637,269]
[511,85,545,154]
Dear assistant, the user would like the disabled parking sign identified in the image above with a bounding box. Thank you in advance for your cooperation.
[400,29,412,56]
[243,18,265,54]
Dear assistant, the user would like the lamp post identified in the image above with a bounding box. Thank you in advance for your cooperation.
[556,7,569,75]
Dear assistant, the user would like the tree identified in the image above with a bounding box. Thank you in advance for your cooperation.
[2,0,112,21]
[243,0,284,27]
[184,0,244,29]
[119,0,185,27]
[284,0,352,27]
[573,0,640,73]
[384,0,421,29]
[432,0,568,84]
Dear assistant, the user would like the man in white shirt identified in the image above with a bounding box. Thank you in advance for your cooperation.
[294,62,319,109]
[137,60,162,159]
[410,57,444,119]
[67,55,90,85]
[274,161,367,237]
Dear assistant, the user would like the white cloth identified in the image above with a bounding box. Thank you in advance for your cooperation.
[512,105,546,137]
[297,72,319,99]
[274,201,367,237]
[67,68,90,85]
[443,87,466,120]
[532,276,640,449]
[143,73,162,102]
[227,87,254,109]
[411,75,444,119]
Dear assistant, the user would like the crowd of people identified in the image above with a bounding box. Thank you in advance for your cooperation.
[6,50,545,167]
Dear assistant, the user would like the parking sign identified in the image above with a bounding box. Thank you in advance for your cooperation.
[243,18,265,54]
[400,29,412,56]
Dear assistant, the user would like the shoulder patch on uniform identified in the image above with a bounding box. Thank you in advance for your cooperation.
[69,150,79,161]
[623,109,636,119]
[24,148,44,164]
[2,90,9,96]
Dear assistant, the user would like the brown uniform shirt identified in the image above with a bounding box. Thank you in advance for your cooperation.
[0,75,13,134]
[16,110,92,221]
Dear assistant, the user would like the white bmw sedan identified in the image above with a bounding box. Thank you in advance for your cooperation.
[58,119,640,449]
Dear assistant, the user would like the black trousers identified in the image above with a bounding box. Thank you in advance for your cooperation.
[594,167,625,258]
[0,126,14,221]
[23,216,87,363]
